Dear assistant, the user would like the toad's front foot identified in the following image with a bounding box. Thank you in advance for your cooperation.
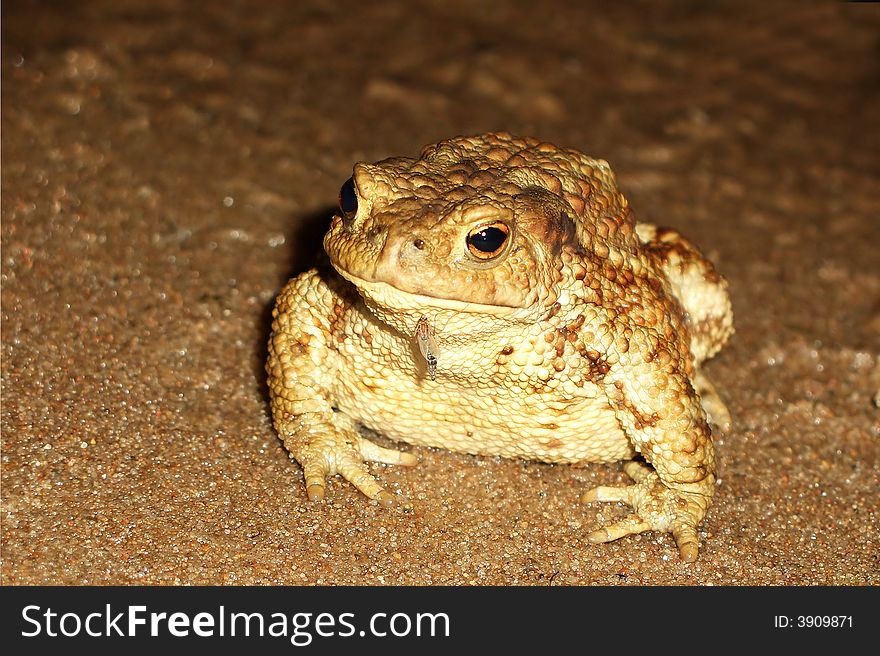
[284,414,417,506]
[582,461,713,562]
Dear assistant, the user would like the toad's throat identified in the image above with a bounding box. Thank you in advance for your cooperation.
[331,264,521,315]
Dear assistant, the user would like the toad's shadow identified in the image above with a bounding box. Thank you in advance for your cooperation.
[254,205,336,407]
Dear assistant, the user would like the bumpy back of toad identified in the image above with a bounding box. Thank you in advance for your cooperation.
[420,132,631,252]
[636,223,734,366]
[417,134,734,365]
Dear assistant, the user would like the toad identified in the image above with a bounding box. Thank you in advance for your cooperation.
[266,133,733,561]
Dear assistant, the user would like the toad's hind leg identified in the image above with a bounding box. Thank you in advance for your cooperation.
[585,307,718,561]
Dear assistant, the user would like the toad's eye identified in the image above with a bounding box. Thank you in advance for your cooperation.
[466,222,510,259]
[338,177,358,218]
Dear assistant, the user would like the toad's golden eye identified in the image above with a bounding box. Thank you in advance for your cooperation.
[466,222,510,259]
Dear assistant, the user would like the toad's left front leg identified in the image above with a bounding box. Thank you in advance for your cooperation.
[584,333,716,562]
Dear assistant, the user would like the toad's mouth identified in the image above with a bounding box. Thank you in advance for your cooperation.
[331,264,520,316]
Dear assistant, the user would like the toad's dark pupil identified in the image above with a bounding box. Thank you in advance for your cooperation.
[467,226,507,253]
[338,177,358,216]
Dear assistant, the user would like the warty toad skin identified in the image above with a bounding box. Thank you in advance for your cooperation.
[266,133,733,561]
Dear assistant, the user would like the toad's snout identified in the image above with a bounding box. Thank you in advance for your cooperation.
[373,223,441,283]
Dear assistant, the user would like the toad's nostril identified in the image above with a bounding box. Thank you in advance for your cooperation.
[413,238,425,250]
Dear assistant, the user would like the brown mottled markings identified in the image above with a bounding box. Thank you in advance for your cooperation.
[327,299,347,334]
[633,410,659,430]
[645,227,692,264]
[575,347,610,380]
[644,226,724,285]
[703,267,723,284]
[585,349,611,376]
[362,329,372,345]
[545,438,563,450]
[613,383,661,430]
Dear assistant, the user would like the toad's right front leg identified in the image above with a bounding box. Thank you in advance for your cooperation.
[266,271,417,505]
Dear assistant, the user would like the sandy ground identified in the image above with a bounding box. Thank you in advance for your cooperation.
[2,1,878,585]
